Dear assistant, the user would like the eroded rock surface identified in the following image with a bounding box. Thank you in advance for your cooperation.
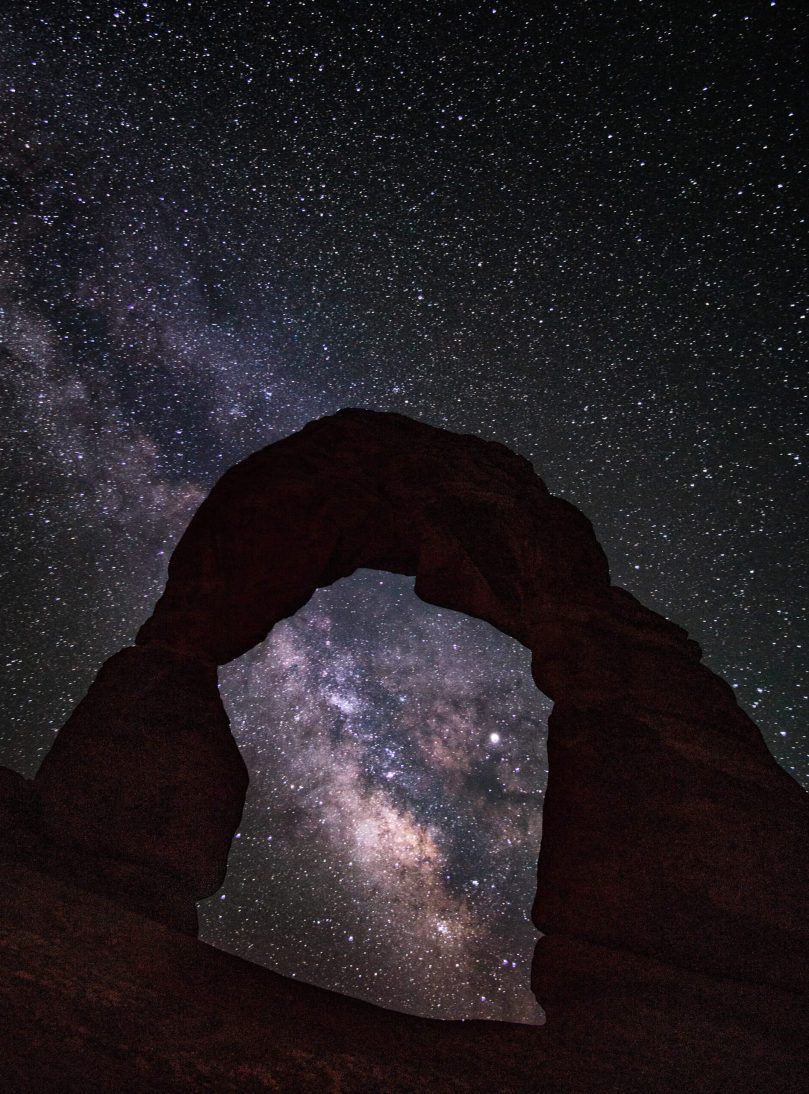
[3,408,807,1090]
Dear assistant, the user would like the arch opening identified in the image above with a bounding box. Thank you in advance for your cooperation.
[201,570,549,1023]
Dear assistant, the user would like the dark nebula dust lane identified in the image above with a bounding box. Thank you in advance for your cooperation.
[0,2,806,1020]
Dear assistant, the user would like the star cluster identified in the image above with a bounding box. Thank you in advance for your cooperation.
[0,1,805,1021]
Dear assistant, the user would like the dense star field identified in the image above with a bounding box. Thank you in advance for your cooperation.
[1,2,806,1021]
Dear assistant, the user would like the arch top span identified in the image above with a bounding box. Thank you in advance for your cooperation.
[136,408,612,664]
[31,409,809,1004]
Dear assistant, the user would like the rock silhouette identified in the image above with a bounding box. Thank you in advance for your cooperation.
[2,408,808,1090]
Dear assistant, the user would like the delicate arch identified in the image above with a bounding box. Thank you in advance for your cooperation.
[33,409,809,1000]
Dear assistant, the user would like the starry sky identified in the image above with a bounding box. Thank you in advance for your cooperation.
[1,1,806,1023]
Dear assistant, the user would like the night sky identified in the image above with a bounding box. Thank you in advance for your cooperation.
[1,1,806,1023]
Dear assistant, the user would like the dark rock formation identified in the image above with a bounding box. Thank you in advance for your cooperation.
[35,646,247,912]
[2,408,808,1090]
[3,853,805,1093]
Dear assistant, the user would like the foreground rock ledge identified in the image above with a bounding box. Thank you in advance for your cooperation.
[2,408,808,1091]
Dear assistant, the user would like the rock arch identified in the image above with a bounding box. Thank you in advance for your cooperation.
[32,409,809,1002]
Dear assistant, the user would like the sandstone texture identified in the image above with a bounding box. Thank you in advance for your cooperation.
[2,408,807,1090]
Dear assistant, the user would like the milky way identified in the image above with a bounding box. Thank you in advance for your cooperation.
[1,2,806,1021]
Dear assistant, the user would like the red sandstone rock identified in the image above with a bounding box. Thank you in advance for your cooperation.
[2,855,805,1093]
[35,645,247,903]
[3,408,806,1089]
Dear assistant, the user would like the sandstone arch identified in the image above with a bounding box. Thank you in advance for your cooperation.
[31,409,809,1003]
